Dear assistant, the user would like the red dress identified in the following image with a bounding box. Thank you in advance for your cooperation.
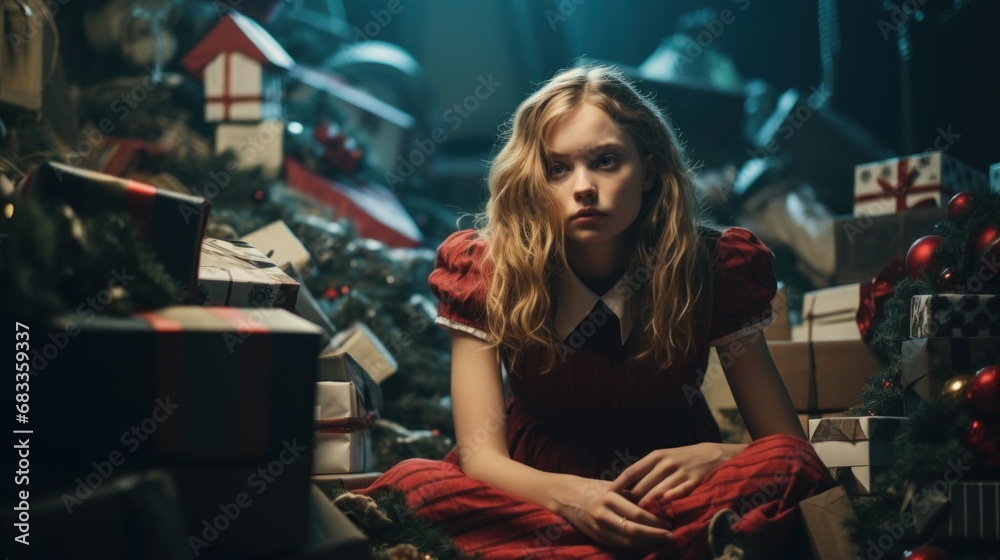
[358,227,833,559]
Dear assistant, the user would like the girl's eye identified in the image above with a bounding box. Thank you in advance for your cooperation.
[549,163,567,176]
[596,155,618,168]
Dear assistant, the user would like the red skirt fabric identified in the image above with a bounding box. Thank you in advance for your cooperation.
[358,434,834,559]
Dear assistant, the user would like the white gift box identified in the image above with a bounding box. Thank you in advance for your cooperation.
[854,151,988,218]
[241,220,312,274]
[796,284,862,342]
[808,416,907,468]
[196,238,300,312]
[836,465,892,496]
[215,121,285,178]
[329,322,398,384]
[313,381,372,474]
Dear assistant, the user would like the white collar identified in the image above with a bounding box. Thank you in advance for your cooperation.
[553,265,634,345]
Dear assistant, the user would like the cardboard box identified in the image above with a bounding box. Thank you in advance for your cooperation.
[833,207,946,285]
[769,340,882,412]
[241,220,313,275]
[197,237,300,312]
[798,486,861,560]
[19,161,210,292]
[329,322,398,384]
[314,381,374,474]
[215,120,285,178]
[0,0,43,111]
[900,337,1000,413]
[910,294,1000,339]
[799,284,862,341]
[31,306,323,557]
[854,151,988,218]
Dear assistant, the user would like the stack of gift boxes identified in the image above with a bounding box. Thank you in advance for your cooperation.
[796,151,998,559]
[19,161,392,557]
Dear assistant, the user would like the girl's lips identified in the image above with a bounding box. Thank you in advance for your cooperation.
[572,213,605,223]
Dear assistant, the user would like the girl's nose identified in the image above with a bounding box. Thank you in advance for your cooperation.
[572,169,597,201]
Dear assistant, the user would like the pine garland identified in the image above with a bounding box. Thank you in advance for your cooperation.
[845,191,1000,555]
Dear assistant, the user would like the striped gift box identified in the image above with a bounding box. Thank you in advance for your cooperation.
[939,482,1000,540]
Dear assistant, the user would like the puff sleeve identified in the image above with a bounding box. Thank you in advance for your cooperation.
[428,229,493,342]
[707,227,778,347]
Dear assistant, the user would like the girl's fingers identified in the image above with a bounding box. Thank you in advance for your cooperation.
[638,471,687,507]
[658,479,697,504]
[607,456,654,492]
[629,462,678,499]
[604,492,672,530]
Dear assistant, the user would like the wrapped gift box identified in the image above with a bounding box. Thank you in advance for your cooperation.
[798,486,861,560]
[241,220,313,276]
[936,481,1000,539]
[329,322,398,384]
[808,416,906,467]
[285,157,422,248]
[215,121,285,178]
[180,11,292,123]
[910,294,1000,338]
[808,416,906,496]
[18,162,210,291]
[854,151,988,218]
[900,338,1000,414]
[31,306,322,556]
[314,381,373,474]
[833,207,946,285]
[314,352,381,475]
[196,237,300,312]
[5,470,192,559]
[282,262,336,347]
[768,340,882,412]
[796,283,862,341]
[0,0,43,111]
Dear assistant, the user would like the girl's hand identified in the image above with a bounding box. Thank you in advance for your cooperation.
[607,443,745,507]
[554,477,674,551]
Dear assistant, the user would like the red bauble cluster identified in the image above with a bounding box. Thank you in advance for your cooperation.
[974,223,1000,264]
[947,191,975,219]
[905,235,945,280]
[964,365,1000,469]
[903,545,951,560]
[314,121,364,175]
[902,546,952,560]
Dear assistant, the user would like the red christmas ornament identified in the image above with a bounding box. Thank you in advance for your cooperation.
[974,224,1000,265]
[966,419,1000,469]
[967,364,1000,417]
[937,267,963,293]
[947,191,975,219]
[902,546,952,560]
[905,235,946,280]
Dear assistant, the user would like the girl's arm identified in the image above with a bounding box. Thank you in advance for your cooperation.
[608,328,803,506]
[449,330,672,549]
[720,329,805,440]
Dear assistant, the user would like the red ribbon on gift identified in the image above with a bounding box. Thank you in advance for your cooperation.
[857,256,907,342]
[855,158,941,211]
[203,52,264,120]
[316,411,375,434]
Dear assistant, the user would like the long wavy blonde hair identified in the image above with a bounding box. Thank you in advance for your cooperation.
[473,65,711,374]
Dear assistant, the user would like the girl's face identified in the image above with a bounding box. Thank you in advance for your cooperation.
[545,103,653,248]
